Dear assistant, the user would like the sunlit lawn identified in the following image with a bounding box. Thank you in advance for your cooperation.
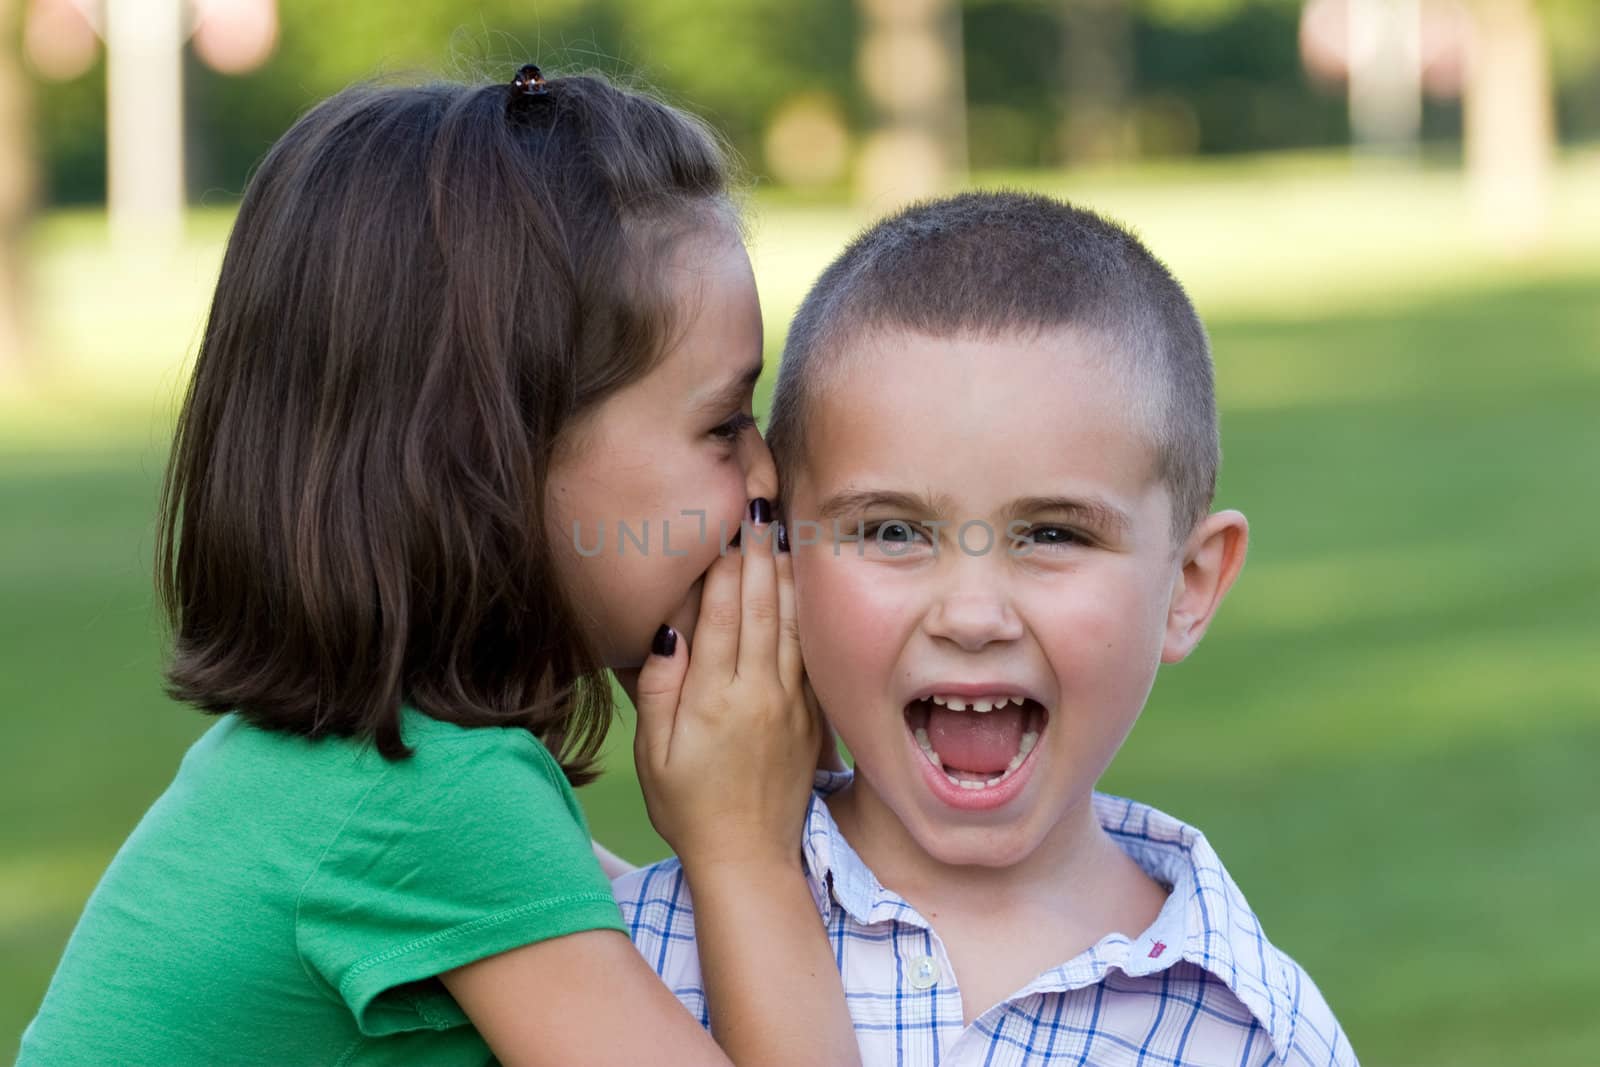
[4,150,1598,1064]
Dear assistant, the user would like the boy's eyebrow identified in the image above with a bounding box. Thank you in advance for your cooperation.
[1008,495,1133,538]
[813,489,957,521]
[694,363,764,412]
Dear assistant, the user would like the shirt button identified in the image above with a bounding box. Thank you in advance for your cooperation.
[908,954,940,990]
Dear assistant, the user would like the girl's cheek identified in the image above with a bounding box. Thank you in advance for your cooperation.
[666,457,743,559]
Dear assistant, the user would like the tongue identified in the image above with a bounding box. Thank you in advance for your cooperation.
[927,704,1026,775]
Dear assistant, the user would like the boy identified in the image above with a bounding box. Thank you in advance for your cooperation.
[614,192,1356,1065]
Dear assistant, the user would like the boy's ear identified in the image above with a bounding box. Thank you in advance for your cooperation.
[1161,509,1249,664]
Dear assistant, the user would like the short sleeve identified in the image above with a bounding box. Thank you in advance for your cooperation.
[295,728,624,1037]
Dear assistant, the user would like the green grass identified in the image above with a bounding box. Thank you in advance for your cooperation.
[4,151,1599,1064]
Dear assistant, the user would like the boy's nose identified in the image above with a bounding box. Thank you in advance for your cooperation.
[923,591,1024,652]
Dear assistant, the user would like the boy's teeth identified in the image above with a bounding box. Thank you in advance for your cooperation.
[1018,729,1038,755]
[926,694,1029,713]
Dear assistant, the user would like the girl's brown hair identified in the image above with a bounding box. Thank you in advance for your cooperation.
[156,72,731,782]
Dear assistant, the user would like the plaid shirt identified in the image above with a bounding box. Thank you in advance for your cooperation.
[613,771,1356,1066]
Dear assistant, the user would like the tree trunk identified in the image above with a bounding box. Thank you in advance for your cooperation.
[106,0,185,252]
[0,0,34,385]
[1060,0,1133,164]
[1347,0,1423,158]
[1464,0,1554,247]
[855,0,967,212]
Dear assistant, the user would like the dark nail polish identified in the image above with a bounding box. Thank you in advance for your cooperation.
[749,497,772,525]
[651,624,677,658]
[776,522,790,553]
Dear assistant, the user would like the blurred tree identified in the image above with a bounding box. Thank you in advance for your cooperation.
[24,0,1600,207]
[607,0,857,161]
[854,0,967,210]
[24,0,276,249]
[1346,0,1424,156]
[1151,0,1567,241]
[106,0,185,250]
[1132,0,1347,154]
[1462,0,1554,245]
[967,0,1347,164]
[184,0,591,200]
[182,0,862,199]
[1152,0,1434,158]
[963,0,1063,168]
[1301,0,1479,157]
[966,0,1137,166]
[1140,0,1249,19]
[1,0,32,383]
[1061,0,1135,163]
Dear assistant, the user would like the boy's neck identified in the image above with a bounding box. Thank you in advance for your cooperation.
[825,774,1171,1025]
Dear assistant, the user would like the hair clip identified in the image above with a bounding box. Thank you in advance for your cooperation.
[510,63,548,97]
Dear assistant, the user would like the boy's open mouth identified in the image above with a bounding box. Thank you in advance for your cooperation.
[903,694,1049,791]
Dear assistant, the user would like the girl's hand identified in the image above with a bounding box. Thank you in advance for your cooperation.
[630,502,816,870]
[621,501,860,1066]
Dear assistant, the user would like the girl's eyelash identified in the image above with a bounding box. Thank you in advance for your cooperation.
[710,412,758,441]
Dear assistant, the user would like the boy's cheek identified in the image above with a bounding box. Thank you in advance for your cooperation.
[795,557,910,686]
[1020,568,1166,645]
[796,552,908,621]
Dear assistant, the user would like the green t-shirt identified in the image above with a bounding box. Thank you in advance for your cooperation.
[17,708,624,1067]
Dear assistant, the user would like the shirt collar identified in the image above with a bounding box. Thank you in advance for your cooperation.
[799,770,1300,1061]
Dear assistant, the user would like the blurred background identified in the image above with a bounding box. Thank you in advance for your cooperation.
[2,1,1597,1063]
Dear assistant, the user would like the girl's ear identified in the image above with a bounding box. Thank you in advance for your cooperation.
[1161,509,1249,664]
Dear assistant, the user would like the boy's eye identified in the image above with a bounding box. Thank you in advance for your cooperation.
[864,520,929,544]
[710,412,757,442]
[1016,525,1088,548]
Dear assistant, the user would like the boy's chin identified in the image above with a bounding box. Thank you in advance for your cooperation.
[905,816,1050,869]
[838,753,1060,869]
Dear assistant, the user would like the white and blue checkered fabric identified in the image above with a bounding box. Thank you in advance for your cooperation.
[614,772,1356,1066]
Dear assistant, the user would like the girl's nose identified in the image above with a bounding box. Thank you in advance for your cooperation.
[741,425,779,504]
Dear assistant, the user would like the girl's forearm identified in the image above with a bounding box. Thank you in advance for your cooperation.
[684,859,860,1067]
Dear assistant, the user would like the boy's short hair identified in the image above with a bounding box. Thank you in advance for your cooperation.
[768,191,1218,543]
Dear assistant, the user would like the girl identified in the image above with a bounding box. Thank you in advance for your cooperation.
[18,68,857,1067]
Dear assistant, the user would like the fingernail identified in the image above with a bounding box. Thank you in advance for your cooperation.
[776,522,790,553]
[651,624,677,657]
[749,497,772,525]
